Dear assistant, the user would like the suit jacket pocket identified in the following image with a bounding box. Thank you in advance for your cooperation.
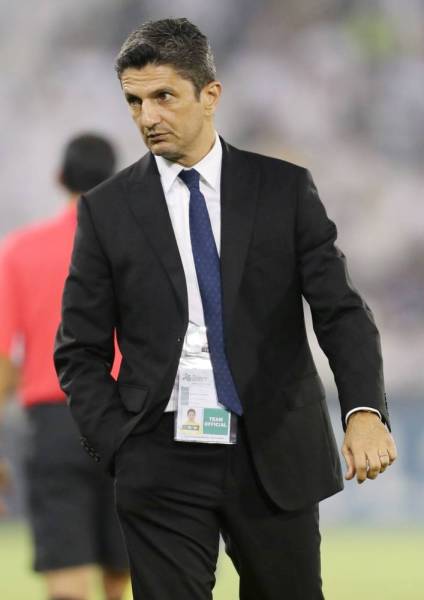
[282,373,325,411]
[118,383,149,413]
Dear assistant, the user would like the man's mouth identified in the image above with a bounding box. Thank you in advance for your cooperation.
[147,132,168,142]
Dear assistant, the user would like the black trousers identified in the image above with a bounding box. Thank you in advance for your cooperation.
[114,413,324,600]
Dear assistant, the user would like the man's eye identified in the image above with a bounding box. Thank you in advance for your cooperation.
[158,92,171,101]
[127,96,141,106]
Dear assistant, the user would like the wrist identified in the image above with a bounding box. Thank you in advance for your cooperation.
[346,409,381,424]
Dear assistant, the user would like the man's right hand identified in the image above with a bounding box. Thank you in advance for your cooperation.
[0,458,12,516]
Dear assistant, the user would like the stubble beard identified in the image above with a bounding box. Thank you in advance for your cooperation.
[148,141,184,164]
[154,148,184,163]
[144,134,184,164]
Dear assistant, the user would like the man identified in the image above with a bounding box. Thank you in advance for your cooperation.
[0,134,129,600]
[54,19,397,600]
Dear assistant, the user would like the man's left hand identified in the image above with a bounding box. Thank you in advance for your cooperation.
[342,411,397,484]
[0,458,12,516]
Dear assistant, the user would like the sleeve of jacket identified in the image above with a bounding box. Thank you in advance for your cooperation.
[54,194,129,468]
[295,168,390,431]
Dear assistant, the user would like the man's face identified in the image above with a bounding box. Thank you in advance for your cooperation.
[120,63,220,165]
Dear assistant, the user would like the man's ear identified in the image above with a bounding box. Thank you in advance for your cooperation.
[202,81,222,116]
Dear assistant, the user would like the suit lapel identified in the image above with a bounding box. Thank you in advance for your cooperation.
[220,139,259,336]
[125,153,188,323]
[124,141,259,334]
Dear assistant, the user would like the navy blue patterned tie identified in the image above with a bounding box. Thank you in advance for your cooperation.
[178,168,243,416]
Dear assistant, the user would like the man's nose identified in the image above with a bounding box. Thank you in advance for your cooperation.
[139,100,161,128]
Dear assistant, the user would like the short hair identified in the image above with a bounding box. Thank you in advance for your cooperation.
[115,18,216,97]
[61,134,116,194]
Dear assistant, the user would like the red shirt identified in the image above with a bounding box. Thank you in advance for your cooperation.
[0,202,120,407]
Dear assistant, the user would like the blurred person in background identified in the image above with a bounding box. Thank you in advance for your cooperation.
[0,134,129,600]
[54,18,397,600]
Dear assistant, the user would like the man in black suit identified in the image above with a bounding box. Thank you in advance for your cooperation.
[54,18,397,600]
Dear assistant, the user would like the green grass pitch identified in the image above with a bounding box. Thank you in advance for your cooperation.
[0,523,422,599]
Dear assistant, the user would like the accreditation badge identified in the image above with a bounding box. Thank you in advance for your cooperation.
[174,323,237,444]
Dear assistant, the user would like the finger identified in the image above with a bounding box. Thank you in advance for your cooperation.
[342,446,355,480]
[0,469,11,490]
[366,452,381,480]
[377,450,390,472]
[387,443,398,465]
[379,459,390,473]
[354,452,368,484]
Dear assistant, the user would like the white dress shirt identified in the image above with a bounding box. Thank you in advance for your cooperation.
[154,133,380,423]
[155,133,221,411]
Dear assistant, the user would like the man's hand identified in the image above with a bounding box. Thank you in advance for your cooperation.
[0,458,12,515]
[342,411,397,484]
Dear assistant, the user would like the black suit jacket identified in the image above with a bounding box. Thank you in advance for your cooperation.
[54,138,390,510]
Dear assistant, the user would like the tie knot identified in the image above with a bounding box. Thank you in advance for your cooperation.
[178,168,200,191]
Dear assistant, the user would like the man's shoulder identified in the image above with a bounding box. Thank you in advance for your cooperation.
[225,140,308,179]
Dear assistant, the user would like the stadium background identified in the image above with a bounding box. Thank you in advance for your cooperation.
[1,0,423,598]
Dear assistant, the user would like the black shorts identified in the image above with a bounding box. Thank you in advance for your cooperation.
[24,402,128,573]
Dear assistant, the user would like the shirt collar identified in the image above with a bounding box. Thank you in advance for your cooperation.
[154,132,222,194]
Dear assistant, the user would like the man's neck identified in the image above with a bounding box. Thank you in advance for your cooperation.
[177,128,216,167]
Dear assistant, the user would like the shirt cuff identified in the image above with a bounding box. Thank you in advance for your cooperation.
[345,407,382,426]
